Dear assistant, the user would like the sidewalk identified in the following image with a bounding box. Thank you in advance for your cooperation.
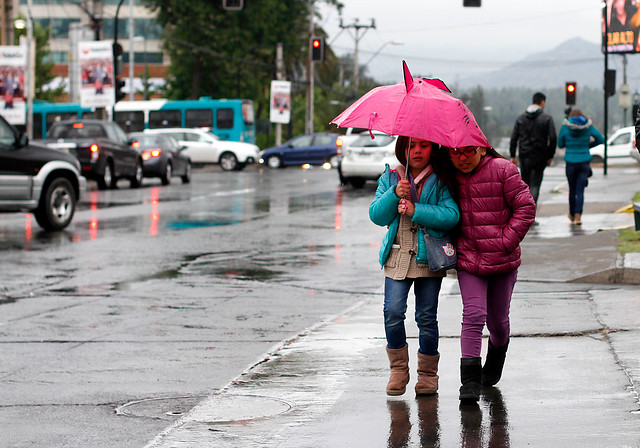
[145,166,640,448]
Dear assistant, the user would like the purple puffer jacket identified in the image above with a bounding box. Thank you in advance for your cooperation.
[456,155,536,276]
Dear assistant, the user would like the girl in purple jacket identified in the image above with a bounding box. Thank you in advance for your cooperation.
[447,145,536,403]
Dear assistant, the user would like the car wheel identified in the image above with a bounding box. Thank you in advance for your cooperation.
[97,161,114,190]
[349,177,366,189]
[267,155,282,169]
[161,163,172,185]
[220,152,238,171]
[34,177,76,231]
[181,162,192,184]
[130,160,143,188]
[591,155,604,164]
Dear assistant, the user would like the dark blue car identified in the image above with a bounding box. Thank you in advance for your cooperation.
[260,133,341,169]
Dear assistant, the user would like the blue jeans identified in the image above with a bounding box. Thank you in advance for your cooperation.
[384,276,442,356]
[565,161,590,216]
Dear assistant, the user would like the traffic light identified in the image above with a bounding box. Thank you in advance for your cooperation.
[222,0,243,10]
[112,42,123,75]
[565,81,577,105]
[463,0,481,6]
[115,77,126,103]
[310,36,324,62]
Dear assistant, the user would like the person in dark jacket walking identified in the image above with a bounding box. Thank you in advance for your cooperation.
[446,145,536,403]
[557,109,604,225]
[509,92,557,205]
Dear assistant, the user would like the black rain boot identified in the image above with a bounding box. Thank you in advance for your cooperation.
[482,340,509,386]
[459,357,482,403]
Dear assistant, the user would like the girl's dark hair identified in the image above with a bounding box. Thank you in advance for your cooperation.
[395,135,459,204]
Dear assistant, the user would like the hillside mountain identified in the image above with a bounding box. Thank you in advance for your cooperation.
[458,37,639,89]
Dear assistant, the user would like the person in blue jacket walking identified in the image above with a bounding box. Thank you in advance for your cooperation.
[369,136,459,396]
[557,109,605,225]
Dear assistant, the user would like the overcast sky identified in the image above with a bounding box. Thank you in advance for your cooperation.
[317,0,604,84]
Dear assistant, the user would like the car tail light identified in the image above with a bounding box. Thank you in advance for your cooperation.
[336,137,344,155]
[142,149,161,160]
[73,123,84,129]
[90,144,99,161]
[132,141,140,148]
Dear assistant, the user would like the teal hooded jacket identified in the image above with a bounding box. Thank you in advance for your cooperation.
[369,164,460,269]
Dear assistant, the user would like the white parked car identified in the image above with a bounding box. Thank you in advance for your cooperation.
[590,126,638,164]
[143,128,260,171]
[339,132,399,188]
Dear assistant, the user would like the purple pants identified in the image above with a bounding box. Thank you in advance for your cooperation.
[458,270,518,358]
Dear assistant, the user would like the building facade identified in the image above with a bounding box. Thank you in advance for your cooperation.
[11,0,167,99]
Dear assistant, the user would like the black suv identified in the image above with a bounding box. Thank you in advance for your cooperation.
[0,114,85,231]
[39,119,142,190]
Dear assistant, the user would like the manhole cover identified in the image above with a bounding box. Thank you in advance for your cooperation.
[116,395,207,420]
[116,394,292,423]
[188,394,292,424]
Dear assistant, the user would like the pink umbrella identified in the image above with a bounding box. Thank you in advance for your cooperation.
[331,61,490,149]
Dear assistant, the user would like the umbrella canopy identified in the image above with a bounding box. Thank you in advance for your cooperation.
[331,61,490,149]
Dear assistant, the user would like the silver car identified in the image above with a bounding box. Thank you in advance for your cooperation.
[339,133,399,188]
[143,128,260,171]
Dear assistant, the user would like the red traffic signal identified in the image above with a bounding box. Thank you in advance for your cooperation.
[310,36,324,62]
[565,82,577,105]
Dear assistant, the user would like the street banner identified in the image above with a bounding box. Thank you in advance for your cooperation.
[603,0,640,53]
[79,40,114,108]
[270,80,291,124]
[0,45,26,125]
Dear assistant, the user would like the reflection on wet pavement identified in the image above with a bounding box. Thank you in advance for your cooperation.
[384,390,509,447]
[527,213,633,239]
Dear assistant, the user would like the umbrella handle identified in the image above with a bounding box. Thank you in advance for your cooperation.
[405,137,411,178]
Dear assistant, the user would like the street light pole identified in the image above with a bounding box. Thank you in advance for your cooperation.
[128,0,134,101]
[25,0,33,140]
[362,41,403,69]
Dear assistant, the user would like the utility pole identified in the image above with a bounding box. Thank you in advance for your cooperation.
[339,18,375,95]
[275,42,284,145]
[305,0,315,134]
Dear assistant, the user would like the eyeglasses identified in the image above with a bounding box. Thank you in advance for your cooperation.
[449,147,480,158]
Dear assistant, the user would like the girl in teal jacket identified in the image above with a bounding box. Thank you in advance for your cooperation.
[557,109,604,225]
[369,136,459,396]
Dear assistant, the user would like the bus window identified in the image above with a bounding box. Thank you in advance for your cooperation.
[216,108,234,129]
[149,110,180,128]
[45,112,81,137]
[33,113,43,139]
[81,111,99,119]
[185,109,212,128]
[114,111,145,132]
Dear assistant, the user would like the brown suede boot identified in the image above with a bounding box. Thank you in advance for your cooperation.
[386,345,409,396]
[415,352,439,395]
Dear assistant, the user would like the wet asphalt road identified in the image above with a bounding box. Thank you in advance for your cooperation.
[0,164,384,447]
[1,162,640,447]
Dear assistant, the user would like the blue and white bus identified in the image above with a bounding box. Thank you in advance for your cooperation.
[28,98,256,144]
[31,102,97,139]
[113,97,256,143]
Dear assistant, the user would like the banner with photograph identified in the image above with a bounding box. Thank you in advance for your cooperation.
[0,45,26,125]
[603,0,640,53]
[79,40,114,108]
[270,80,291,124]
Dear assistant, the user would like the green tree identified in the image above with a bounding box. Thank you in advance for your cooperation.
[141,0,345,145]
[14,16,66,101]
